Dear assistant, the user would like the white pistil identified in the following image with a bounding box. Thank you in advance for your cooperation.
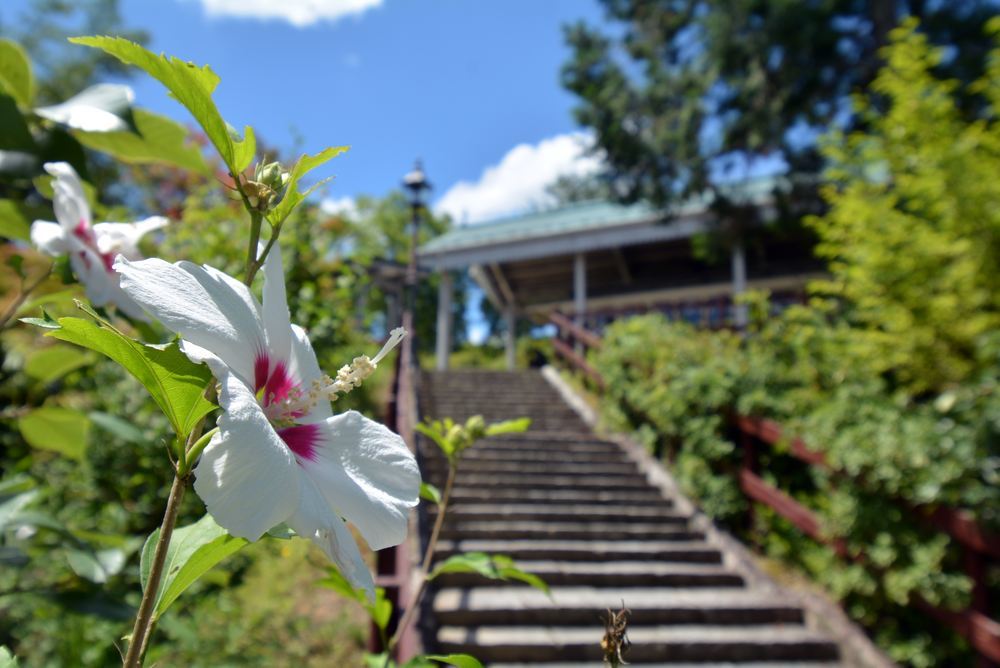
[266,328,410,423]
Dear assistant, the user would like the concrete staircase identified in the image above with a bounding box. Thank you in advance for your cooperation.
[416,369,843,666]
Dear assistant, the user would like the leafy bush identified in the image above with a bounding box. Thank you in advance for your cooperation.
[592,21,1000,668]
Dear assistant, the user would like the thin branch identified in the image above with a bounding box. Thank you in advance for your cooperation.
[388,461,458,653]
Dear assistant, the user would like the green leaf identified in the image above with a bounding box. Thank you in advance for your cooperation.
[415,421,454,458]
[485,417,532,437]
[0,199,30,241]
[88,411,145,444]
[370,587,392,632]
[0,644,20,668]
[0,94,36,152]
[42,313,215,438]
[69,36,255,174]
[318,565,368,606]
[140,514,248,619]
[267,146,348,225]
[423,655,484,668]
[0,39,33,107]
[420,481,442,505]
[24,345,92,384]
[66,547,126,584]
[429,552,549,596]
[18,406,90,460]
[74,107,209,175]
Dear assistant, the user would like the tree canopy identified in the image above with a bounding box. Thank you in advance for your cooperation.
[561,0,997,208]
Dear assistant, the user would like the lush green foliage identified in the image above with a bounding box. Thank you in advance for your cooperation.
[592,22,1000,668]
[561,0,995,207]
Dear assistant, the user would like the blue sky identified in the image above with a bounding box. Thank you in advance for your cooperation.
[6,0,608,222]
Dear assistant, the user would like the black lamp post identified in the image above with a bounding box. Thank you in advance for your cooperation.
[402,159,431,317]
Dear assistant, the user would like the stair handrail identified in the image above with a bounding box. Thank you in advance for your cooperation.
[370,320,420,660]
[545,317,1000,664]
[548,311,605,388]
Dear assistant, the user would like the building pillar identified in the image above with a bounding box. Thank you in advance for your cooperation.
[573,252,587,326]
[731,240,748,328]
[435,271,453,371]
[504,303,516,370]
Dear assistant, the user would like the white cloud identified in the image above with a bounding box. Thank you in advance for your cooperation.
[194,0,382,27]
[320,195,357,218]
[435,132,602,225]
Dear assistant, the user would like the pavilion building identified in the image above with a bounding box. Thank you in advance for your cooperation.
[419,178,824,369]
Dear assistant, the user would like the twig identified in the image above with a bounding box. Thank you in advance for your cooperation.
[387,461,458,653]
[122,473,186,668]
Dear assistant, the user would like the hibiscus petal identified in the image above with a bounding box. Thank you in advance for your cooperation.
[261,243,292,366]
[115,256,266,386]
[193,369,300,541]
[93,216,169,258]
[287,474,375,598]
[70,247,115,306]
[298,410,420,551]
[289,324,332,422]
[44,162,90,231]
[30,220,70,256]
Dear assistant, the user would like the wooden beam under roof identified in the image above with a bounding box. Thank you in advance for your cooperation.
[489,262,517,309]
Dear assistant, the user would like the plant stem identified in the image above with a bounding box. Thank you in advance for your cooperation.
[245,210,263,285]
[122,473,186,668]
[0,266,52,330]
[179,427,219,477]
[387,461,458,653]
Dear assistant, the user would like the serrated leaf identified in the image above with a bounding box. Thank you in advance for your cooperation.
[485,417,532,437]
[70,36,255,174]
[18,406,90,460]
[140,514,248,619]
[423,654,484,668]
[42,314,215,438]
[35,83,133,132]
[429,552,549,595]
[75,107,209,175]
[420,481,442,505]
[24,345,92,384]
[0,39,33,107]
[267,146,348,225]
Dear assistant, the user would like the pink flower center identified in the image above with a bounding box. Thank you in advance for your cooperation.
[73,220,115,272]
[254,352,316,462]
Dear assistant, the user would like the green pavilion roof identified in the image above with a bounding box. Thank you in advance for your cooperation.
[420,176,784,263]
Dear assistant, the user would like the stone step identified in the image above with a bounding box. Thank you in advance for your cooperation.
[434,624,841,663]
[431,504,688,523]
[434,540,723,564]
[447,488,672,506]
[424,449,629,464]
[441,473,650,490]
[437,521,703,542]
[432,561,744,588]
[421,460,640,476]
[464,434,621,448]
[432,587,804,627]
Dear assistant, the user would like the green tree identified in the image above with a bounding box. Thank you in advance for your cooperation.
[810,18,1000,392]
[341,191,467,352]
[561,0,996,209]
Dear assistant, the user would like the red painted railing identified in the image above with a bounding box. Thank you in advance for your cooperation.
[548,318,1000,666]
[369,319,419,660]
